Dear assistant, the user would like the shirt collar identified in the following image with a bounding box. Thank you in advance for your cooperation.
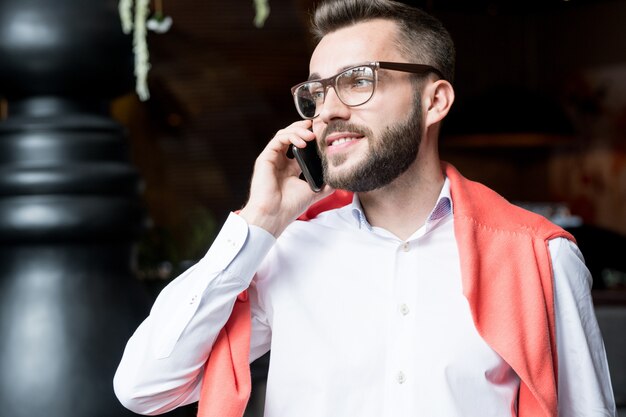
[350,177,453,232]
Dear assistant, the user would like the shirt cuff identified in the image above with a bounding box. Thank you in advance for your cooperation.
[197,212,276,283]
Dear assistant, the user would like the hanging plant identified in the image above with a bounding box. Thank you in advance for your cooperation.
[253,0,271,28]
[118,0,270,101]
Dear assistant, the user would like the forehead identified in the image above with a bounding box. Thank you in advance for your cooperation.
[309,19,404,78]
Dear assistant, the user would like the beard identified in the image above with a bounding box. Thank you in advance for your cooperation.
[320,98,422,192]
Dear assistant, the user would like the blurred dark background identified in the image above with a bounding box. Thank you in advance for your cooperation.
[0,0,625,416]
[115,0,626,291]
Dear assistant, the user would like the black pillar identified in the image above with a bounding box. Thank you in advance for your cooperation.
[0,1,150,416]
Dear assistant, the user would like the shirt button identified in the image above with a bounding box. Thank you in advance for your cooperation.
[399,303,410,316]
[401,242,410,252]
[189,295,198,305]
[397,371,406,384]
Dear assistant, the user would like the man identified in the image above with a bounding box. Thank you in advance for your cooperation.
[114,1,616,416]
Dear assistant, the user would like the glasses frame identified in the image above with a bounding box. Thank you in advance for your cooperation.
[290,61,445,120]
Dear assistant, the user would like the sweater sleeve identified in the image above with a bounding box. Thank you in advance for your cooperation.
[550,237,617,417]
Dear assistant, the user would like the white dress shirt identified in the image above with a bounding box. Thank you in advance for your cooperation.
[114,179,616,417]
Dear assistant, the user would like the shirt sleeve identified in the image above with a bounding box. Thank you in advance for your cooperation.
[551,237,617,417]
[113,212,275,415]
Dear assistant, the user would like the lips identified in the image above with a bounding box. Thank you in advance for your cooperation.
[324,132,365,148]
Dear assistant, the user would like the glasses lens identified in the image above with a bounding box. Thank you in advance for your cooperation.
[336,66,375,106]
[294,82,324,119]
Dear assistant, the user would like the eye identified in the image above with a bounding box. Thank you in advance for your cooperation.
[310,87,325,101]
[351,77,374,89]
[311,89,324,101]
[339,67,374,90]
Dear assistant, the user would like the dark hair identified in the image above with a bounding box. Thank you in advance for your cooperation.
[311,0,455,83]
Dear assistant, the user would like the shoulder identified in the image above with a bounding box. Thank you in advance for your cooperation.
[451,175,570,241]
[549,237,592,295]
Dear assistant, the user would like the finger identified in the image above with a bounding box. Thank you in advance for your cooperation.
[273,120,311,138]
[286,119,313,131]
[256,121,317,171]
[267,131,307,152]
[290,127,317,146]
[271,123,315,148]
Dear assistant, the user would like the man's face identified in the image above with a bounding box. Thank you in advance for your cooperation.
[320,99,422,192]
[309,19,423,192]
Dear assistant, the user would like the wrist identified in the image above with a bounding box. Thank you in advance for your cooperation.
[238,205,290,238]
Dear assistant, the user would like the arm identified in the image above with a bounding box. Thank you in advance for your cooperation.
[551,237,617,417]
[114,120,332,415]
[113,214,275,415]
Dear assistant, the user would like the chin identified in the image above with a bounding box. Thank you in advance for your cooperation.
[326,161,357,179]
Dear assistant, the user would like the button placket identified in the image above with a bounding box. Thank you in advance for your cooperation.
[389,237,414,403]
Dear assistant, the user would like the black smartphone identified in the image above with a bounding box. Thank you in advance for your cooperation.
[291,141,325,192]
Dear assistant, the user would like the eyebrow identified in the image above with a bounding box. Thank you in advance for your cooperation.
[307,61,374,81]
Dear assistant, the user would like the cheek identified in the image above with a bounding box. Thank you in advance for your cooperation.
[363,96,403,124]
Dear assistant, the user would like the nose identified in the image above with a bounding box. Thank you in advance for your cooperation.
[318,85,351,123]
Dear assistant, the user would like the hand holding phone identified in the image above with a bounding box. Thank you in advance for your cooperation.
[240,120,331,237]
[291,140,325,192]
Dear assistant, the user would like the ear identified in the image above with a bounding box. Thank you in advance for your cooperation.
[423,79,455,128]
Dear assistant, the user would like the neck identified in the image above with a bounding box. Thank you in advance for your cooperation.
[357,150,444,241]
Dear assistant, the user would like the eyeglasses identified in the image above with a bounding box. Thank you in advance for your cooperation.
[290,61,444,120]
